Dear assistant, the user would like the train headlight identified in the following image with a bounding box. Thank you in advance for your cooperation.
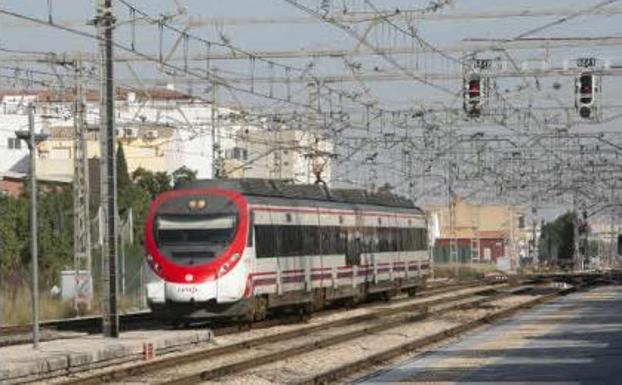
[188,199,207,211]
[218,263,230,277]
[218,254,241,278]
[185,273,194,282]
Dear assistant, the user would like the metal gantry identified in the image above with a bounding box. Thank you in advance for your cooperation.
[0,0,620,299]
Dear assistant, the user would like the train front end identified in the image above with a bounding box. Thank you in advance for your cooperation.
[144,188,251,320]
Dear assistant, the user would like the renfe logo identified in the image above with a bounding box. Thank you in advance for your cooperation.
[177,286,198,294]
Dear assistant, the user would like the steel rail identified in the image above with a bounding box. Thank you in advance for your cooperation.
[297,285,589,385]
[159,289,522,385]
[60,282,506,385]
[0,311,153,336]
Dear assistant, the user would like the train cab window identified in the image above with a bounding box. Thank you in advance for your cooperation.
[155,214,238,266]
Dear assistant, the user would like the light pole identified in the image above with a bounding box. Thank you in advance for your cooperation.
[15,103,48,349]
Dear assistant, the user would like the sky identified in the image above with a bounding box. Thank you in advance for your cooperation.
[1,0,621,221]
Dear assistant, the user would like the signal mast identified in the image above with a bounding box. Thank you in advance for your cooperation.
[574,57,602,121]
[463,58,492,118]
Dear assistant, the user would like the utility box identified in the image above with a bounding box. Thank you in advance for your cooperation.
[60,270,93,304]
[496,256,512,272]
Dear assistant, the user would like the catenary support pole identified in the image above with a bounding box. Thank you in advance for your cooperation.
[28,103,40,349]
[97,0,119,338]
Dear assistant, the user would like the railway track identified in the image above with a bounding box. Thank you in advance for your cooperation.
[212,278,495,332]
[0,311,155,348]
[302,286,580,385]
[0,279,487,346]
[59,282,517,385]
[0,311,154,337]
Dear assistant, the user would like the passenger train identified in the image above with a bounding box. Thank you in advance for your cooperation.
[144,179,431,321]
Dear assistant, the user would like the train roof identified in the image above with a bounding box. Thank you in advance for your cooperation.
[179,179,423,213]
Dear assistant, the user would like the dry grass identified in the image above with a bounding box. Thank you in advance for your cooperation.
[0,284,77,325]
[0,282,145,326]
[433,263,499,281]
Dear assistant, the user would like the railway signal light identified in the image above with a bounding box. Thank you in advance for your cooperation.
[575,72,599,120]
[464,75,484,118]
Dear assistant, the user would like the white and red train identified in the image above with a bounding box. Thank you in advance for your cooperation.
[144,179,430,321]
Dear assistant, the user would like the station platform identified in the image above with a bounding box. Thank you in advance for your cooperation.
[358,285,622,384]
[0,326,212,384]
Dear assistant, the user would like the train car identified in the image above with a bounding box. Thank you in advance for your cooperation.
[144,179,430,322]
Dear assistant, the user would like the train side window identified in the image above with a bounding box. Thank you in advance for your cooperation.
[302,225,320,255]
[404,228,415,251]
[281,225,303,256]
[408,228,416,251]
[339,226,348,254]
[320,226,332,255]
[274,225,284,255]
[420,229,428,250]
[346,237,361,266]
[391,228,399,252]
[412,229,419,251]
[398,228,405,251]
[415,229,424,250]
[367,227,378,253]
[255,225,275,258]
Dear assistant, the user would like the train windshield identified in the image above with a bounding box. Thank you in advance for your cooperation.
[154,214,238,266]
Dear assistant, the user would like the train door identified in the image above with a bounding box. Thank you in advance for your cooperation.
[387,214,399,282]
[356,211,373,284]
[216,207,251,303]
[369,223,378,285]
[315,206,326,290]
[345,228,362,291]
[295,206,319,291]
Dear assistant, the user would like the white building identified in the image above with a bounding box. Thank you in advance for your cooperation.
[0,114,31,178]
[222,128,334,184]
[165,128,213,179]
[0,88,335,190]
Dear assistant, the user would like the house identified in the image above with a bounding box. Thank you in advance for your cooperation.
[0,114,30,195]
[222,128,334,184]
[424,197,526,264]
[0,87,337,194]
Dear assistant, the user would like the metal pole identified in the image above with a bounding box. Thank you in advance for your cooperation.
[73,60,92,315]
[28,103,40,349]
[211,85,217,178]
[572,198,580,272]
[120,226,126,296]
[139,263,146,309]
[97,0,119,337]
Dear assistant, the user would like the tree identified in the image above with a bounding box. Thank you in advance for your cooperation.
[116,143,131,193]
[37,189,74,284]
[0,189,74,286]
[0,195,28,277]
[538,211,576,266]
[376,182,394,195]
[172,166,198,187]
[131,167,171,199]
